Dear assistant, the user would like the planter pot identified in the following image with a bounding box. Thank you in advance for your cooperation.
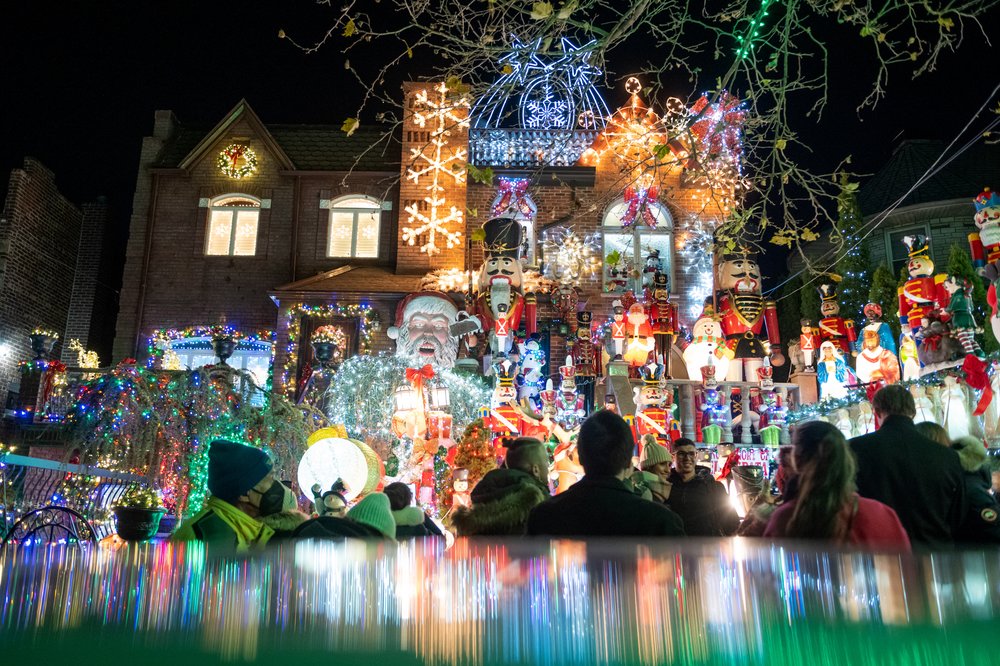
[29,333,57,361]
[311,341,338,366]
[212,336,236,364]
[155,513,179,537]
[113,506,166,542]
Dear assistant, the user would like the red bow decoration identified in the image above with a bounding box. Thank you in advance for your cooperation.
[224,144,246,166]
[961,355,994,416]
[922,333,941,351]
[492,177,534,218]
[405,364,435,390]
[688,91,746,160]
[621,185,659,228]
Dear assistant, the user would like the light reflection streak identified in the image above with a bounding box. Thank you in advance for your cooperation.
[2,540,1000,664]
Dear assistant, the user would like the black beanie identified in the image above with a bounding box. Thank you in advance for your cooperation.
[207,439,272,503]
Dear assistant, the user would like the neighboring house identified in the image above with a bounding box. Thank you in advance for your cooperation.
[791,140,1000,278]
[0,158,113,412]
[114,59,734,397]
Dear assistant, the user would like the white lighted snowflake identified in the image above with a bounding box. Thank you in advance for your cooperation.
[525,89,569,130]
[402,83,470,255]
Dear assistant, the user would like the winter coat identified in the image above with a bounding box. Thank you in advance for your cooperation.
[173,496,274,550]
[850,415,967,549]
[392,506,443,539]
[952,437,1000,544]
[526,475,685,537]
[665,467,741,536]
[451,468,549,536]
[291,516,386,540]
[764,494,911,550]
[259,510,311,544]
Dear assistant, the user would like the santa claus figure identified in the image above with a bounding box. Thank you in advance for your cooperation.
[682,308,730,381]
[817,341,856,400]
[465,217,536,358]
[632,361,670,454]
[898,234,947,340]
[816,281,857,355]
[854,325,901,385]
[713,247,784,381]
[387,291,460,369]
[799,319,819,369]
[970,188,1000,344]
[623,303,655,367]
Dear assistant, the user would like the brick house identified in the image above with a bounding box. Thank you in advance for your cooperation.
[114,74,730,404]
[0,159,112,412]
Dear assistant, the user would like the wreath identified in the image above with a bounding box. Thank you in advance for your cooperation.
[217,144,258,179]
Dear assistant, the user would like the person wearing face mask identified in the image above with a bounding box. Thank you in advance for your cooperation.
[174,439,298,550]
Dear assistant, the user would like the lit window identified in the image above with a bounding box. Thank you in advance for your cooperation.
[489,192,538,267]
[885,225,931,277]
[328,196,382,258]
[206,196,260,256]
[601,199,673,294]
[162,336,273,405]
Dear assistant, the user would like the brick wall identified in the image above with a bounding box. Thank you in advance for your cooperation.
[0,159,85,408]
[62,197,111,363]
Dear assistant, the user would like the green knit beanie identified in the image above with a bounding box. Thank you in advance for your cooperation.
[347,493,396,539]
[208,439,272,503]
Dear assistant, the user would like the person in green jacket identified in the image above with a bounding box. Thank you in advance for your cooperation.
[174,439,297,550]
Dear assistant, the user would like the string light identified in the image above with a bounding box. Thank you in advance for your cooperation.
[280,303,379,396]
[402,83,469,256]
[541,227,601,287]
[677,215,719,323]
[217,144,258,179]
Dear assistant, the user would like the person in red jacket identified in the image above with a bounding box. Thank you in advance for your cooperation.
[765,421,910,550]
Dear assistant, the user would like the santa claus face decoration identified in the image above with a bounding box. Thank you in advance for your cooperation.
[718,257,761,293]
[391,292,459,369]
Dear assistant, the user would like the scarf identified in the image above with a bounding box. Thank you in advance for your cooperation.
[173,496,274,551]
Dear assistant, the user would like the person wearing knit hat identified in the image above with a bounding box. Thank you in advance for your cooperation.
[951,436,1000,544]
[174,439,298,550]
[639,440,672,478]
[346,493,397,540]
[631,438,673,503]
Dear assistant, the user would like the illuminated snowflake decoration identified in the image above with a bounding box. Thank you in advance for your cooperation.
[525,87,570,129]
[541,227,602,287]
[402,82,470,255]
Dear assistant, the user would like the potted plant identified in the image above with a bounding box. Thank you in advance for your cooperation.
[29,328,60,361]
[311,325,346,367]
[113,486,167,542]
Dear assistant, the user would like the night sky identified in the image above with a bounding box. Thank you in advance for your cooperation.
[3,1,998,298]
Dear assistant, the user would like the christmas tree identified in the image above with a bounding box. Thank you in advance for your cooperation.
[868,263,901,342]
[832,173,870,322]
[436,418,496,509]
[800,274,821,324]
[777,275,803,347]
[946,243,999,353]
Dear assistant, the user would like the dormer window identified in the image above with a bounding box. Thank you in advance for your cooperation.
[327,196,381,258]
[206,195,260,256]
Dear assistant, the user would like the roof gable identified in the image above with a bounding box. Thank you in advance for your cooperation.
[177,99,295,172]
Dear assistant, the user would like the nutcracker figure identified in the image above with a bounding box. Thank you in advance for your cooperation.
[484,358,521,440]
[647,271,677,359]
[897,234,947,339]
[631,361,670,455]
[713,247,784,381]
[610,300,628,360]
[450,469,471,512]
[699,363,725,445]
[572,311,596,412]
[555,356,586,430]
[816,281,857,355]
[799,319,819,369]
[462,217,537,358]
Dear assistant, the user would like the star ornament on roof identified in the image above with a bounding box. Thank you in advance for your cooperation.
[402,82,470,255]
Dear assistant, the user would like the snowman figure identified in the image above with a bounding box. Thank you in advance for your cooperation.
[683,309,730,380]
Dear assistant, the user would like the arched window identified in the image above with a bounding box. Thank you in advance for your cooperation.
[601,199,673,294]
[206,195,261,256]
[489,192,538,267]
[328,196,382,258]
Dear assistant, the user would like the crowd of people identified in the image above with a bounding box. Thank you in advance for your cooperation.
[174,385,1000,551]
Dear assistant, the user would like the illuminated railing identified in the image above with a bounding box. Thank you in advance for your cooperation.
[468,128,600,168]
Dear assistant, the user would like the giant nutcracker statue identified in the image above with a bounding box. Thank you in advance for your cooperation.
[897,234,947,353]
[969,187,1000,344]
[712,247,784,381]
[631,361,670,456]
[572,311,597,412]
[817,281,857,355]
[464,217,537,358]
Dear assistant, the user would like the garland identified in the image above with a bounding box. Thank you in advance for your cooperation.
[146,325,275,371]
[281,303,379,395]
[217,144,258,179]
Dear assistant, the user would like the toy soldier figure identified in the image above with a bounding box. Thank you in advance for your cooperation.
[897,234,947,338]
[799,319,819,370]
[817,281,857,355]
[631,361,670,455]
[484,358,521,442]
[647,271,676,361]
[610,300,628,360]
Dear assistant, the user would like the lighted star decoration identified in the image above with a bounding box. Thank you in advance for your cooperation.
[402,82,470,255]
[541,227,601,287]
[683,91,751,207]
